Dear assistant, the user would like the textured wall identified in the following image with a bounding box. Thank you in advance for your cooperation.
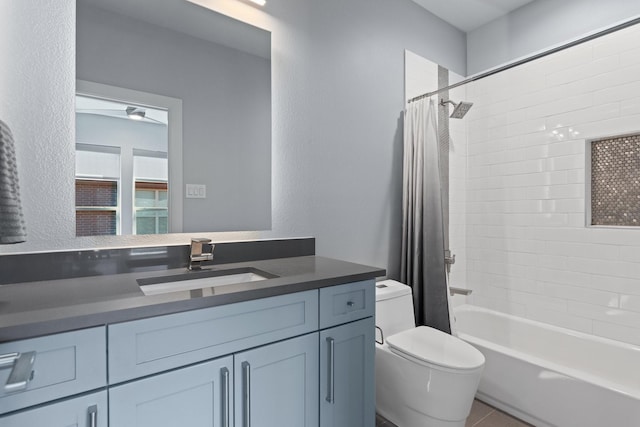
[459,23,640,346]
[467,0,640,75]
[0,0,76,246]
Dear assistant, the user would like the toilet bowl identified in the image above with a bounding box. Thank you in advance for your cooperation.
[375,280,484,427]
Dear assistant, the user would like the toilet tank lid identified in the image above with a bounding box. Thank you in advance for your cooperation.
[375,280,412,301]
[387,326,485,371]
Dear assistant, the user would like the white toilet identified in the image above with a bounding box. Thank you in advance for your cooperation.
[375,279,485,427]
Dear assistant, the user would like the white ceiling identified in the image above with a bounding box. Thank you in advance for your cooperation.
[412,0,535,32]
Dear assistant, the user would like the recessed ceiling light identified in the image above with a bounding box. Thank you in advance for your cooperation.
[248,0,266,6]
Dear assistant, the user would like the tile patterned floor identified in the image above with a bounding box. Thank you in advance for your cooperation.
[376,399,534,427]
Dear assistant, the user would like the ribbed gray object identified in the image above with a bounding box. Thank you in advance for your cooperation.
[0,119,27,244]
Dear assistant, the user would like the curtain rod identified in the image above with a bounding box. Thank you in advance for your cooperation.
[408,15,640,104]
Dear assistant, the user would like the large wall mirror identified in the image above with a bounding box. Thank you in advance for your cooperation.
[76,0,271,236]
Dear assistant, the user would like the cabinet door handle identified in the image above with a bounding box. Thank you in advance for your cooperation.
[221,367,230,427]
[0,351,36,393]
[242,361,251,427]
[326,337,335,403]
[88,404,98,427]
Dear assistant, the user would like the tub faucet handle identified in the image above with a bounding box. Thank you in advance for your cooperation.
[445,250,456,274]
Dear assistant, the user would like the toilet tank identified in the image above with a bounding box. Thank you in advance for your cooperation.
[375,280,416,340]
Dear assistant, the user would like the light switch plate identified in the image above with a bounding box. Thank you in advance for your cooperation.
[186,184,206,198]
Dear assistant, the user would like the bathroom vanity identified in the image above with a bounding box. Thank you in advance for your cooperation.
[0,251,383,427]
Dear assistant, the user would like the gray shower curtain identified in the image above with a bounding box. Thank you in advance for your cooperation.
[400,99,450,334]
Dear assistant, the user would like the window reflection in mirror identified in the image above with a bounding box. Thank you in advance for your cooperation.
[133,156,169,235]
[75,95,169,236]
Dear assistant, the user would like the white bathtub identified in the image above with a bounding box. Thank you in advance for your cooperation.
[454,305,640,427]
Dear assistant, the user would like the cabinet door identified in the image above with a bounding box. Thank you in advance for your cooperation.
[109,355,233,427]
[0,390,107,427]
[320,317,375,427]
[234,333,319,427]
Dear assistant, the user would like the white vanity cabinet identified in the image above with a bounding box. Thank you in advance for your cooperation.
[0,279,376,427]
[107,290,321,427]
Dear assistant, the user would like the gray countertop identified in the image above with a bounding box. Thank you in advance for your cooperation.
[0,256,385,342]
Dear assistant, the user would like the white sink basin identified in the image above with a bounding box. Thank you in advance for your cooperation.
[138,268,275,296]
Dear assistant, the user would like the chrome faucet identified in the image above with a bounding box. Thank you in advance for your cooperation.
[449,287,472,296]
[188,238,215,270]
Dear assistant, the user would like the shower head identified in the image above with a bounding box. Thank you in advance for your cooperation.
[440,99,473,119]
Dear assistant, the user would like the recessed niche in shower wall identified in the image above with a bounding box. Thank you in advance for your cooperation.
[589,134,640,227]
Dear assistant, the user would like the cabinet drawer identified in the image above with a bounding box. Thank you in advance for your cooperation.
[0,390,107,427]
[319,280,375,329]
[108,290,319,383]
[0,327,106,415]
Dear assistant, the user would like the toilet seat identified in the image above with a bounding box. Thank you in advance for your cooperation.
[386,326,485,371]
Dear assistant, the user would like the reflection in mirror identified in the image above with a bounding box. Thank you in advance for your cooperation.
[76,0,271,235]
[76,95,169,236]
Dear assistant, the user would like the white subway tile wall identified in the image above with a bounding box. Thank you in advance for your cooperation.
[449,24,640,346]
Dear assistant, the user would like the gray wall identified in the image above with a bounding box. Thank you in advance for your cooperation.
[0,0,465,279]
[304,0,465,276]
[467,0,640,75]
[77,3,271,233]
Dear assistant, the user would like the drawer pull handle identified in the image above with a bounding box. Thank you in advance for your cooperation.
[221,367,230,427]
[346,301,354,307]
[88,404,98,427]
[242,361,251,427]
[326,337,335,403]
[0,351,36,393]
